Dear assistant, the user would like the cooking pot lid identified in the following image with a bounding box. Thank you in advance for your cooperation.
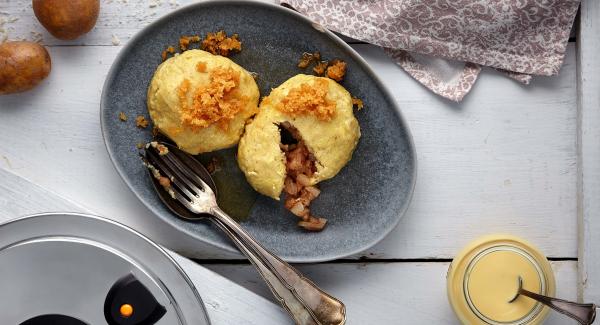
[0,213,210,325]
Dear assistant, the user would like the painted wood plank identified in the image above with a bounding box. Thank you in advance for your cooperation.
[0,43,578,259]
[577,0,600,304]
[205,261,579,324]
[0,167,290,324]
[351,44,578,260]
[0,0,277,46]
[0,168,87,219]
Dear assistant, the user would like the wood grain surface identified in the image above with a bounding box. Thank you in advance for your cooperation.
[0,0,596,323]
[577,0,600,304]
[205,261,579,324]
[0,43,579,259]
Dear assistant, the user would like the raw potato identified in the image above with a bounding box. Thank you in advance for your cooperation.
[0,41,51,95]
[33,0,100,40]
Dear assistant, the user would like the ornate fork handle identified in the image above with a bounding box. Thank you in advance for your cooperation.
[211,207,346,325]
[518,289,597,325]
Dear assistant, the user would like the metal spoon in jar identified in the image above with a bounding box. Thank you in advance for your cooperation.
[509,276,597,325]
[142,141,346,325]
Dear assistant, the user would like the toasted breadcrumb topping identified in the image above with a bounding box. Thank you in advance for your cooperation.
[148,141,169,155]
[177,67,243,130]
[201,31,241,56]
[277,79,336,121]
[161,46,175,61]
[326,60,346,82]
[196,61,207,73]
[297,51,321,68]
[313,61,327,76]
[297,53,347,82]
[156,144,169,155]
[135,115,149,128]
[119,112,127,121]
[179,35,201,51]
[352,97,364,110]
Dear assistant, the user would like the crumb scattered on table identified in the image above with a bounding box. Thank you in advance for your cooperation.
[119,112,127,121]
[111,34,121,46]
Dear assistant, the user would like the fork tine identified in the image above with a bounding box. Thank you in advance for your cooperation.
[163,151,213,193]
[171,187,197,211]
[146,150,196,199]
[150,149,203,196]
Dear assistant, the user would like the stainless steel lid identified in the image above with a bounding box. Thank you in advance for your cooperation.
[0,213,210,325]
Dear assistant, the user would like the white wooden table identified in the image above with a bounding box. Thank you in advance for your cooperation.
[1,0,598,324]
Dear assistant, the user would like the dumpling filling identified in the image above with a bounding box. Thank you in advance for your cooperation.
[279,122,327,231]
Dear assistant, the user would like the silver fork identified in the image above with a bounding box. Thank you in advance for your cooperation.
[145,143,346,325]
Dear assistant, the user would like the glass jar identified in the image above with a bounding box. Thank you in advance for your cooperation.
[447,235,555,325]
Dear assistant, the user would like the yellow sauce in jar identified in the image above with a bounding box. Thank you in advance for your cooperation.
[447,235,555,324]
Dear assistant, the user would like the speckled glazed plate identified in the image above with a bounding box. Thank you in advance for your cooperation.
[101,1,416,263]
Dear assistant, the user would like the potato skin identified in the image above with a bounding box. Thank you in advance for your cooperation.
[33,0,100,40]
[0,41,51,95]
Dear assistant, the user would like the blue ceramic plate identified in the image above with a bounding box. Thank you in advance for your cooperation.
[101,1,416,262]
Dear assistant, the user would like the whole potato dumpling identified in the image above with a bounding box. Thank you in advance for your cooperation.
[33,0,100,40]
[148,49,260,155]
[0,41,51,95]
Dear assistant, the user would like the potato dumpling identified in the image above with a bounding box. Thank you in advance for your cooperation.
[238,74,360,200]
[147,49,260,154]
[33,0,100,40]
[0,41,51,95]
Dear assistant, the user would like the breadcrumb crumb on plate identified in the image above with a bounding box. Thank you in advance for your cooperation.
[135,115,149,128]
[201,30,241,56]
[352,97,364,110]
[326,60,346,81]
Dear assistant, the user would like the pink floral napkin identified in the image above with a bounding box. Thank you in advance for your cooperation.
[281,0,579,101]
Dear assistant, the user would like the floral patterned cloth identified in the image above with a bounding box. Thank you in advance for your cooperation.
[281,0,579,101]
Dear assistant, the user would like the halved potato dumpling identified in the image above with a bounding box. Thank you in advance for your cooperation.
[238,74,360,200]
